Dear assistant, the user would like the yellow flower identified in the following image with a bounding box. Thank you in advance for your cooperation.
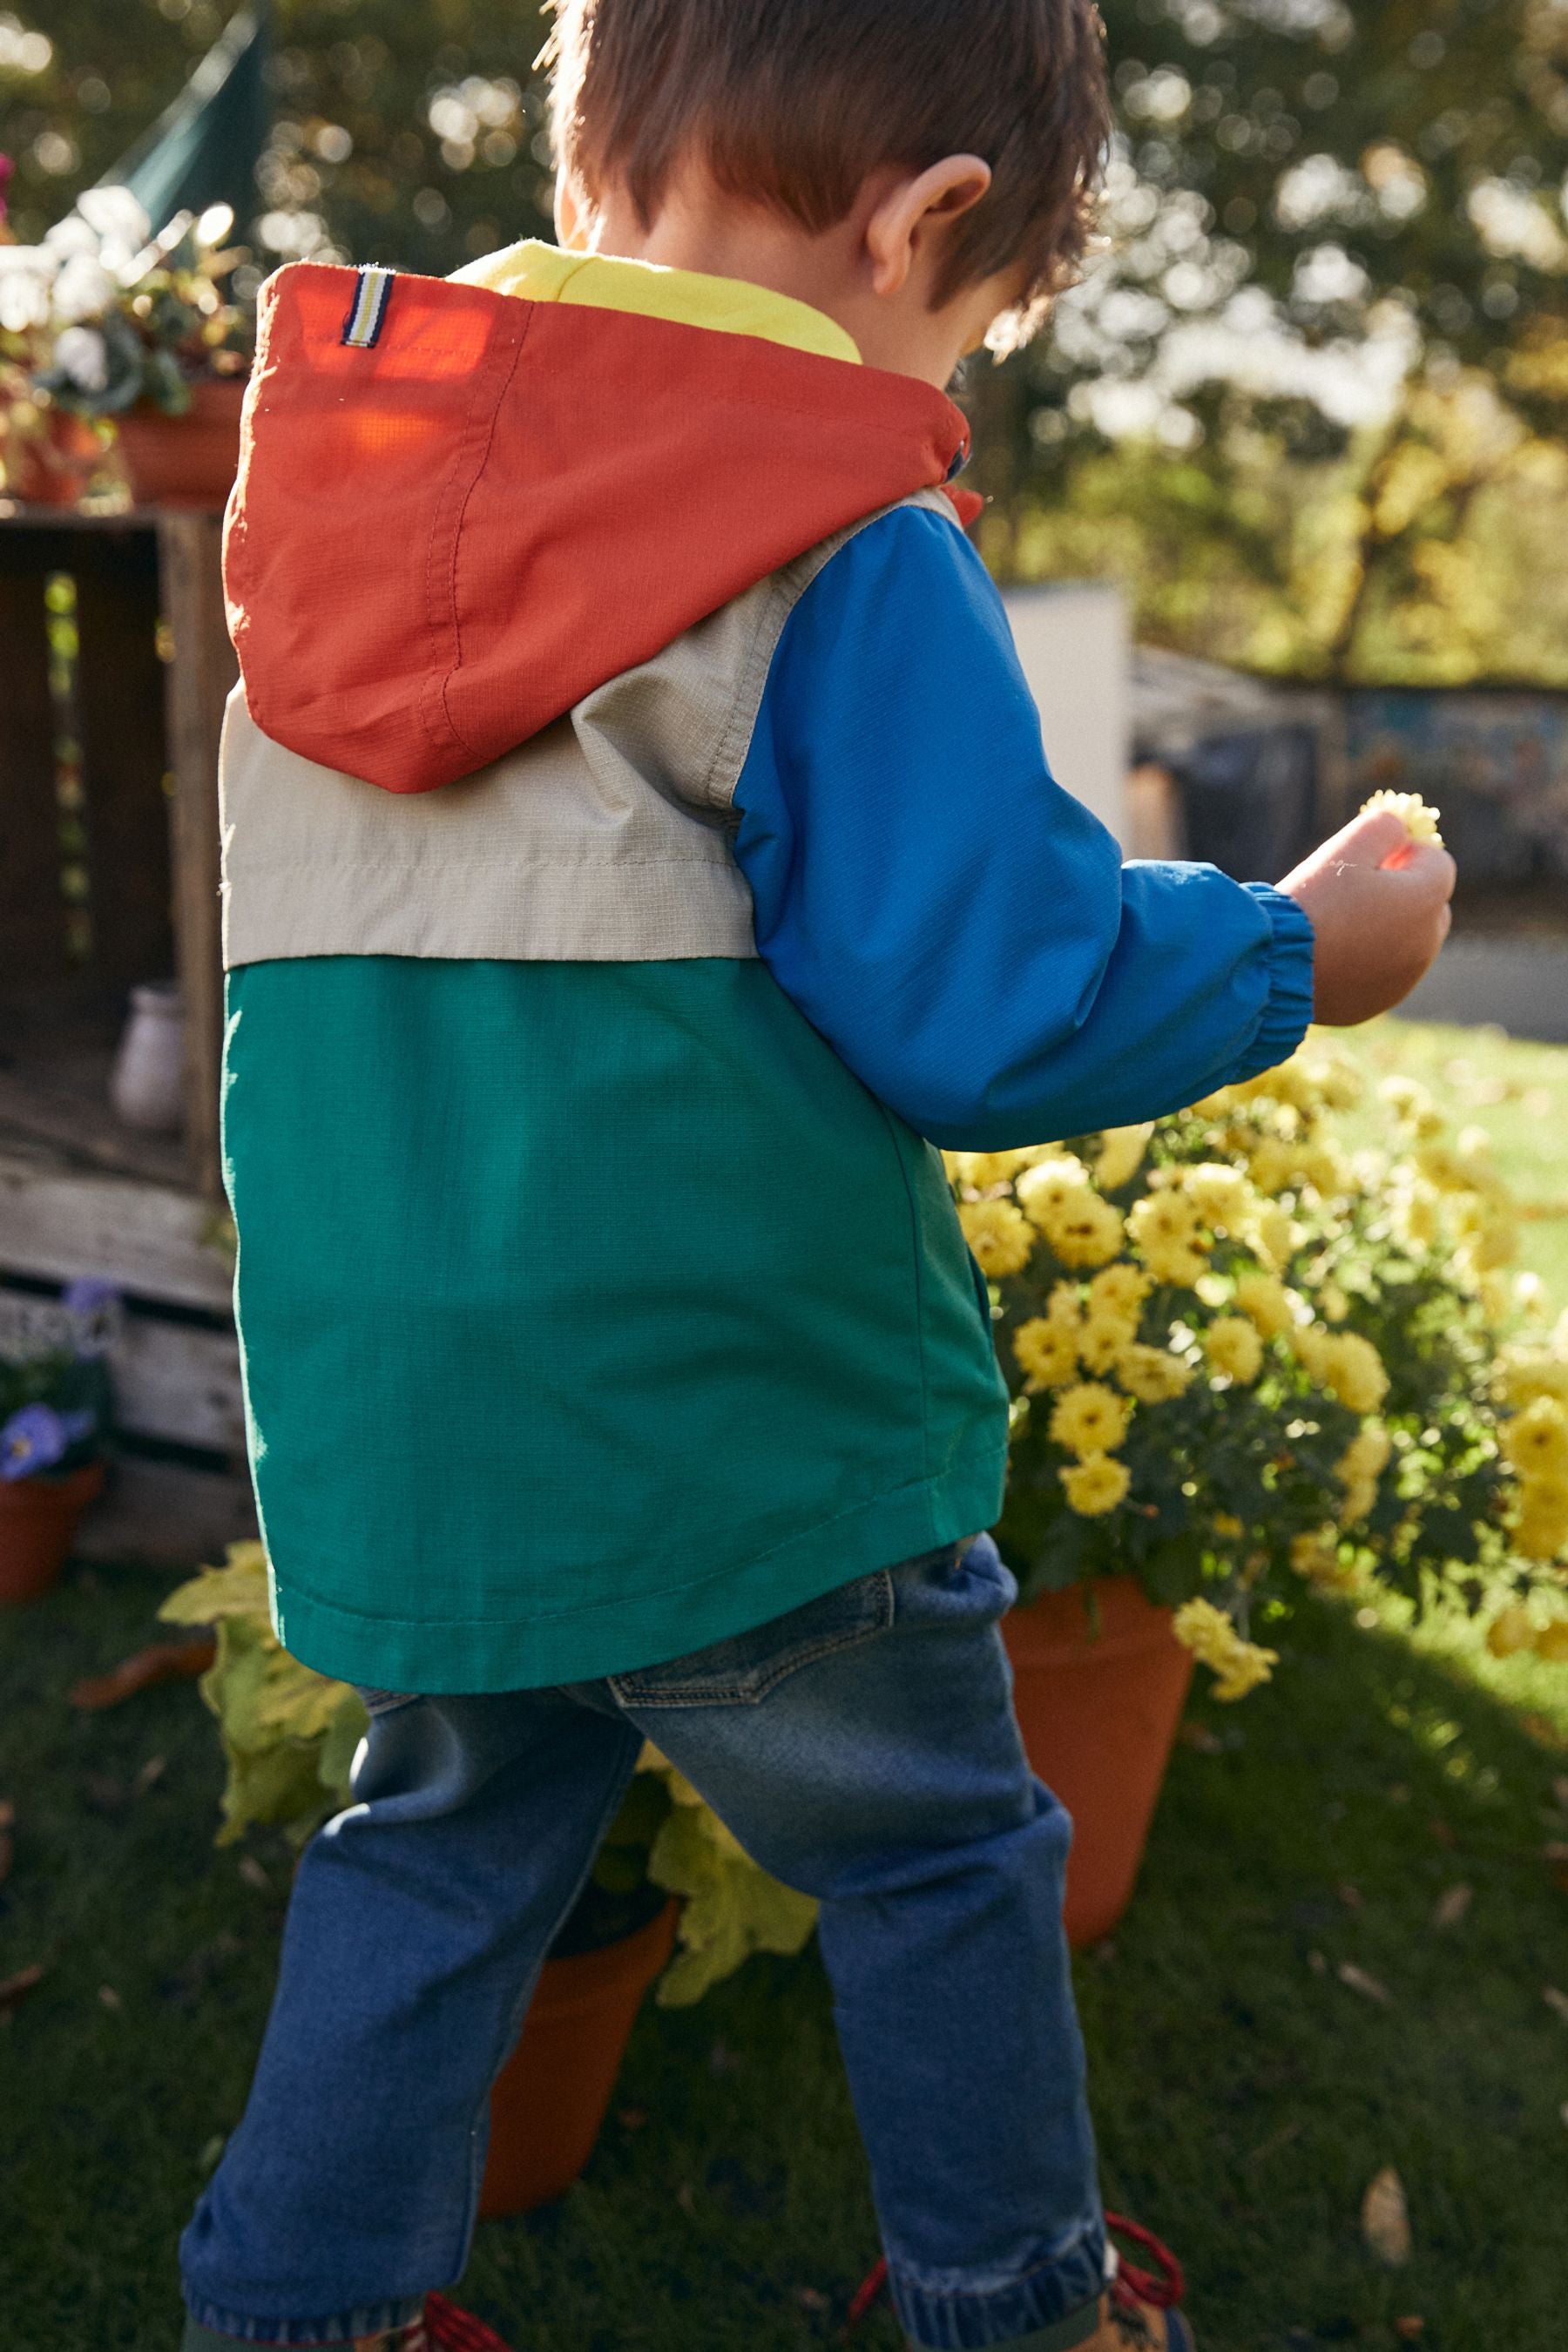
[1360,787,1444,846]
[1497,1348,1568,1410]
[1233,1271,1294,1340]
[1045,1281,1083,1328]
[1338,1476,1379,1528]
[1045,1192,1126,1270]
[1247,1137,1295,1196]
[1293,1324,1334,1383]
[1535,1619,1568,1664]
[946,1146,1049,1190]
[1213,1513,1245,1539]
[1248,1202,1298,1273]
[958,1198,1035,1280]
[1294,1141,1349,1200]
[1078,1310,1139,1376]
[1336,1425,1392,1485]
[1321,1332,1390,1415]
[1094,1123,1154,1192]
[1128,1192,1208,1287]
[1379,1075,1435,1124]
[1016,1155,1092,1230]
[1181,1163,1255,1229]
[1205,1317,1265,1385]
[1291,1530,1346,1584]
[1501,1397,1568,1484]
[1486,1604,1536,1659]
[1116,1343,1195,1404]
[1088,1263,1152,1320]
[1013,1318,1079,1391]
[1050,1381,1132,1457]
[1318,1281,1350,1324]
[1172,1598,1279,1702]
[1390,1183,1441,1250]
[1513,1480,1568,1563]
[1058,1453,1132,1517]
[1299,1049,1364,1112]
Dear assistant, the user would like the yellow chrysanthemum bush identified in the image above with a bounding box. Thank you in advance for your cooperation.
[950,1037,1568,1701]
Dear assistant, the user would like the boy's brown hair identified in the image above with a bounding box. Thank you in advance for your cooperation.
[544,0,1111,343]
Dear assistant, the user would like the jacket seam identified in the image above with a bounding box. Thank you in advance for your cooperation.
[267,1434,1007,1632]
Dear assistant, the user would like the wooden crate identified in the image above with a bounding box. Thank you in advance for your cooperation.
[0,504,255,1561]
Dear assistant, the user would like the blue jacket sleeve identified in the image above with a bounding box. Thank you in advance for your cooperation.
[730,504,1315,1151]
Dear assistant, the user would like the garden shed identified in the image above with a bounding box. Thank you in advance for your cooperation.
[0,497,254,1558]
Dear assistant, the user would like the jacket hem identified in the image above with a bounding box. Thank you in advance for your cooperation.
[267,1437,1008,1694]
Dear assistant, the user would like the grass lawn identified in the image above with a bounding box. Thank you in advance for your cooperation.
[3,1023,1567,2352]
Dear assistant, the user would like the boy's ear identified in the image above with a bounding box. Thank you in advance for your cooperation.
[865,156,993,301]
[554,171,591,252]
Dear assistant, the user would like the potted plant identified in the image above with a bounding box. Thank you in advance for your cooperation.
[2,184,252,510]
[953,1021,1568,1945]
[159,1545,818,2213]
[0,1280,118,1603]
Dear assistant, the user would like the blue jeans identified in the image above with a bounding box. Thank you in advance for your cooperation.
[180,1538,1107,2349]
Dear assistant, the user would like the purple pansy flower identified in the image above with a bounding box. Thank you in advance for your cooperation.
[1,1404,71,1481]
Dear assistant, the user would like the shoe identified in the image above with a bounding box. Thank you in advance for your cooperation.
[421,2297,515,2352]
[1093,2213,1194,2350]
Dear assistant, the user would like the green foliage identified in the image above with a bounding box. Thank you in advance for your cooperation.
[159,1545,368,1847]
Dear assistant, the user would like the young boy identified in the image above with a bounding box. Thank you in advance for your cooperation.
[186,3,1455,2346]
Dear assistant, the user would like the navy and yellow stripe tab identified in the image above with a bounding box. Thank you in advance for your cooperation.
[341,266,395,349]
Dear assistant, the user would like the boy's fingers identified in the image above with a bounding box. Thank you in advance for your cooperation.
[1321,808,1413,869]
[1377,840,1457,900]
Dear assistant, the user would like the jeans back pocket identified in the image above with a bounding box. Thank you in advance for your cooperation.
[608,1565,898,1710]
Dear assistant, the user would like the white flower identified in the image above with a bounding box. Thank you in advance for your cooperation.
[44,213,100,260]
[53,325,111,394]
[51,253,117,324]
[0,248,56,333]
[76,186,151,250]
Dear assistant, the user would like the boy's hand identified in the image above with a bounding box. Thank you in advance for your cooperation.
[1280,808,1456,1027]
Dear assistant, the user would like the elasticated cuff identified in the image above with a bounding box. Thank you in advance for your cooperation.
[181,2299,424,2350]
[1238,882,1316,1079]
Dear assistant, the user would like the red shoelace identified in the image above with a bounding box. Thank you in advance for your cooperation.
[422,2293,516,2352]
[841,2213,1185,2341]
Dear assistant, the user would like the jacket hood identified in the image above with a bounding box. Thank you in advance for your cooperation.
[224,260,977,794]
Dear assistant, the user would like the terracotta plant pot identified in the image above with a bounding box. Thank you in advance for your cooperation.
[0,1460,106,1605]
[1004,1577,1193,1950]
[480,1896,679,2217]
[6,409,101,506]
[114,377,246,510]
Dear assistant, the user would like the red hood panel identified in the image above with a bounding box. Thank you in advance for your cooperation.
[223,263,974,794]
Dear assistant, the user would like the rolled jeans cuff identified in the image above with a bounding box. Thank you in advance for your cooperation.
[182,2292,426,2348]
[889,2213,1108,2349]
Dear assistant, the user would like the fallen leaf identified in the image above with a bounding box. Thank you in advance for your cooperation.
[794,2287,829,2313]
[1338,1882,1364,1912]
[237,1856,272,1894]
[1339,1962,1394,2006]
[1395,2320,1426,2341]
[1520,1714,1568,1753]
[98,1984,121,2012]
[69,1635,216,1712]
[1428,1817,1457,1848]
[0,1963,44,2020]
[1554,1775,1568,1811]
[1432,1884,1472,1930]
[615,2108,647,2132]
[1544,1987,1568,2024]
[1179,1720,1223,1754]
[1362,2167,1413,2267]
[1542,1842,1568,1865]
[1308,1950,1328,1976]
[133,1756,166,1795]
[676,2180,697,2217]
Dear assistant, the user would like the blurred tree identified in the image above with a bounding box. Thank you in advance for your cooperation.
[5,0,1566,679]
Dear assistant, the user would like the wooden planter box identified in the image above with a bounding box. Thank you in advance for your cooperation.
[0,504,255,1560]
